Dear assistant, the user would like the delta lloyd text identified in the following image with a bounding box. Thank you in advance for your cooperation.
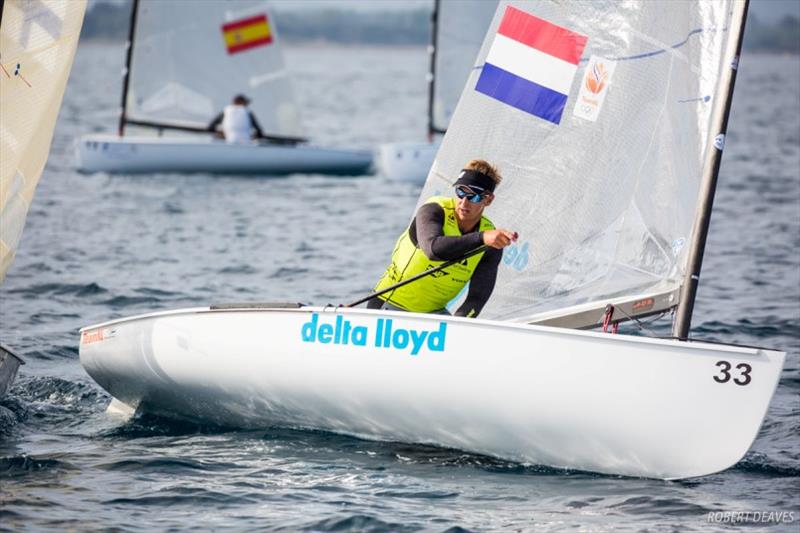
[301,314,447,355]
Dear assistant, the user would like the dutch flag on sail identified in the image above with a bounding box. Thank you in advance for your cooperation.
[475,6,588,124]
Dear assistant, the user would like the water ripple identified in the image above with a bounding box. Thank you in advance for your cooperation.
[7,282,108,297]
[301,515,414,532]
[0,455,77,478]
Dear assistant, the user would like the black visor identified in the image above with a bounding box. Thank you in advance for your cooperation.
[454,169,495,192]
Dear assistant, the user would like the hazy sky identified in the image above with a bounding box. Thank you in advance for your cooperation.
[90,0,800,24]
[275,0,800,24]
[749,0,800,23]
[277,0,798,16]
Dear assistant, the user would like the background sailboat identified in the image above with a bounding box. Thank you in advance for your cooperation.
[78,0,785,480]
[378,0,496,183]
[75,0,373,176]
[0,0,86,396]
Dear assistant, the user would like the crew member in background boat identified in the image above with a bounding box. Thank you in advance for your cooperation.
[207,94,265,144]
[368,159,517,318]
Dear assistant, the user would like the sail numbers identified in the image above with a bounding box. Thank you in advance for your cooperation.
[713,361,752,386]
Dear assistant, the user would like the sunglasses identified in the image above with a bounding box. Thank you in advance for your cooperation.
[455,186,488,204]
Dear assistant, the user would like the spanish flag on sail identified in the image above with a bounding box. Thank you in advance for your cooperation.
[221,14,273,55]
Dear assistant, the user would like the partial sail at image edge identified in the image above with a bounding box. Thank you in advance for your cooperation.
[0,0,87,395]
[0,0,87,282]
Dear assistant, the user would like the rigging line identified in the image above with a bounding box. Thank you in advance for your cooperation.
[603,28,707,62]
[471,26,723,72]
[609,304,662,336]
[639,310,669,327]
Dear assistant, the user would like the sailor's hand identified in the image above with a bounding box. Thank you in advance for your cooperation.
[482,230,518,249]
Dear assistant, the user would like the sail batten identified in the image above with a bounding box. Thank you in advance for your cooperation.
[424,0,739,326]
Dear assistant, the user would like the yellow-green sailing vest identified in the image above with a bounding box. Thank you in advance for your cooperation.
[374,196,495,312]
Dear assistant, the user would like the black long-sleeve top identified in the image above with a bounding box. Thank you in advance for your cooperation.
[409,202,502,317]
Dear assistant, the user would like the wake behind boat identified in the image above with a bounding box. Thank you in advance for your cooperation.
[76,0,373,176]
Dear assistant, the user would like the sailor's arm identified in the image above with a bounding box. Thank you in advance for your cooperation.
[249,111,265,139]
[454,249,502,318]
[208,111,223,131]
[413,203,483,261]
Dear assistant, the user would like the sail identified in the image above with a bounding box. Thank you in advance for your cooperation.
[420,0,739,325]
[0,0,86,283]
[430,0,498,134]
[126,0,303,138]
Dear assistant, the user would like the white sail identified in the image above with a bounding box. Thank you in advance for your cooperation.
[126,0,303,138]
[422,0,738,323]
[0,0,86,282]
[430,0,498,133]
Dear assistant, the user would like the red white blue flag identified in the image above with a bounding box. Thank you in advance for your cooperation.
[475,6,588,124]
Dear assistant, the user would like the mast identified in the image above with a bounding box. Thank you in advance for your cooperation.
[118,0,140,137]
[426,0,444,140]
[673,0,750,340]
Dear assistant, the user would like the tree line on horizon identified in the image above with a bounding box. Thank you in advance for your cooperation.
[81,2,800,54]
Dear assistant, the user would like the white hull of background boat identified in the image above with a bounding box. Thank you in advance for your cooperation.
[79,305,785,480]
[76,135,374,176]
[377,141,439,184]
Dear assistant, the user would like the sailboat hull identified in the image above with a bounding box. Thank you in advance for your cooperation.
[79,306,785,480]
[377,141,439,184]
[76,135,374,176]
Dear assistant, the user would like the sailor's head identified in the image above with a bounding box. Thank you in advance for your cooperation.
[233,94,251,106]
[453,159,501,220]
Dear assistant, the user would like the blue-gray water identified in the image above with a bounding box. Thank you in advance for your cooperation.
[1,43,798,531]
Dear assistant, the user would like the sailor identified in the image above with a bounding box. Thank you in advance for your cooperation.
[368,159,518,317]
[208,94,265,144]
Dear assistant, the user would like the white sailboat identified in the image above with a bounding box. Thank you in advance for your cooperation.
[1,0,86,395]
[79,0,785,480]
[75,0,373,176]
[378,0,496,184]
